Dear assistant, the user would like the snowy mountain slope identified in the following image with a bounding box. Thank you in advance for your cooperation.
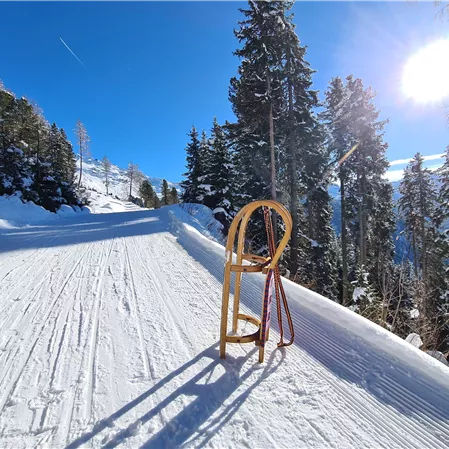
[76,157,180,199]
[1,203,449,448]
[84,191,147,214]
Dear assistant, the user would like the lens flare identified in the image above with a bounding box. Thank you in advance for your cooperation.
[402,39,449,103]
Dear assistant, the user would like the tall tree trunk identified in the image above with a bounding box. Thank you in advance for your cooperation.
[267,70,277,243]
[417,161,429,330]
[418,161,427,282]
[341,169,348,305]
[358,171,367,267]
[78,136,82,189]
[78,155,82,189]
[287,49,298,277]
[36,128,41,182]
[412,232,418,278]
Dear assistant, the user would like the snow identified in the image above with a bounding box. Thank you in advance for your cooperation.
[426,351,449,366]
[1,198,449,447]
[352,286,366,302]
[406,333,423,349]
[0,194,55,228]
[84,191,146,215]
[6,147,23,156]
[0,195,93,229]
[212,207,226,214]
[76,157,180,200]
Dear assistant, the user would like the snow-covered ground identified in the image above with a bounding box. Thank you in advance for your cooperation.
[83,191,146,215]
[0,195,91,230]
[1,196,449,448]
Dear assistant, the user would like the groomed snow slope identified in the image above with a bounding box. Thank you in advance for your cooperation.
[1,203,449,448]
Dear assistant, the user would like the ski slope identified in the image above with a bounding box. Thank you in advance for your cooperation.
[1,202,449,448]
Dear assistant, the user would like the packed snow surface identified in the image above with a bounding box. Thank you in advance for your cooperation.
[1,198,449,448]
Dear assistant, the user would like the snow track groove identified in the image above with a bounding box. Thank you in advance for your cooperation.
[1,206,449,448]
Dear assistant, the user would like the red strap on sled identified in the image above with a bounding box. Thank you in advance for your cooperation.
[262,207,295,347]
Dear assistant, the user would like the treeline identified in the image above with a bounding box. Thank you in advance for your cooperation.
[0,81,85,211]
[98,156,179,209]
[180,1,449,354]
[139,178,178,208]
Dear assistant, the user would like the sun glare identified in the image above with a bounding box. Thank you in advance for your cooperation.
[402,39,449,103]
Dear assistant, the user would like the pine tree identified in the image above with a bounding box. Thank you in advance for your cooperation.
[399,153,436,280]
[273,5,325,283]
[201,118,235,223]
[399,153,446,348]
[101,156,111,195]
[436,145,449,228]
[322,77,352,303]
[153,193,161,209]
[74,119,90,188]
[322,76,394,305]
[229,1,286,206]
[48,123,62,179]
[0,80,80,210]
[140,179,155,208]
[181,126,203,203]
[28,101,49,183]
[58,128,77,204]
[161,179,170,205]
[170,187,179,204]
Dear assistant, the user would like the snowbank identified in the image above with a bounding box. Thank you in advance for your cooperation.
[0,195,90,229]
[168,203,225,244]
[0,195,55,228]
[0,190,146,229]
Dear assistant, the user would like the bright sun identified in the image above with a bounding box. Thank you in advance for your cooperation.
[402,39,449,103]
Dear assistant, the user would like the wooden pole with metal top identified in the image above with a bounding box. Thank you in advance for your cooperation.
[219,200,292,363]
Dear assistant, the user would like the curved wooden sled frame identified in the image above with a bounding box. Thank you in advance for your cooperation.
[219,200,292,363]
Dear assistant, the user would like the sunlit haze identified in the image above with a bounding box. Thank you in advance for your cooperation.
[403,39,449,103]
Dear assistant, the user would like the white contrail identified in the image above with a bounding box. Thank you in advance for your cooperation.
[59,37,86,68]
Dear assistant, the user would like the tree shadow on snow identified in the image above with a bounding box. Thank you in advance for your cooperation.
[66,342,285,449]
[0,209,172,254]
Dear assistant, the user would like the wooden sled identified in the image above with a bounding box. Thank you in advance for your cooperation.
[219,200,293,363]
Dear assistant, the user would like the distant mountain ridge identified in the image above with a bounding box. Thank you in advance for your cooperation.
[76,156,180,200]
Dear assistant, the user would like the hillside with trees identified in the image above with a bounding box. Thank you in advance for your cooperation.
[179,1,449,356]
[0,82,81,211]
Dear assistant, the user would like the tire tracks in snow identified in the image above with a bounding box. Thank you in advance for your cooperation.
[81,237,117,425]
[128,232,284,448]
[122,237,150,379]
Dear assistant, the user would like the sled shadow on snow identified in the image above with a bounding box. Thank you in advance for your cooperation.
[66,342,285,449]
[176,228,449,430]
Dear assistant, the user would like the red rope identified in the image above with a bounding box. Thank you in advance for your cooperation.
[263,207,295,347]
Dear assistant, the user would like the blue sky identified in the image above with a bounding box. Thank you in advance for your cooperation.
[1,1,448,182]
